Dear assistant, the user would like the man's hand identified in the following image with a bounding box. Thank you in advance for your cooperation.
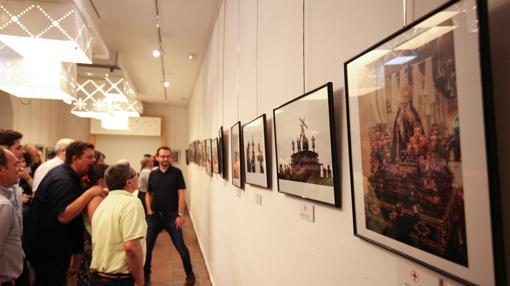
[88,185,108,198]
[175,216,184,229]
[21,194,31,204]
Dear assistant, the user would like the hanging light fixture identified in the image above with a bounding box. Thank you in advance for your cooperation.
[71,75,142,119]
[0,0,93,64]
[0,42,77,101]
[71,61,143,125]
[100,113,129,130]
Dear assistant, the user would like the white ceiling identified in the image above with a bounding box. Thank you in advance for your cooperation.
[89,0,221,106]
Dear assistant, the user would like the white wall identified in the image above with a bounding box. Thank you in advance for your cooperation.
[94,134,160,168]
[186,0,510,285]
[94,104,189,176]
[0,94,90,147]
[143,103,189,180]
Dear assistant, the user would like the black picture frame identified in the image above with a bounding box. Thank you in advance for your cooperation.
[242,114,270,188]
[344,0,504,284]
[273,82,340,207]
[212,138,220,174]
[230,121,244,188]
[219,126,226,178]
[205,139,212,176]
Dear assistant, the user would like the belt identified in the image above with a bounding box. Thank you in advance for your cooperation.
[96,272,132,279]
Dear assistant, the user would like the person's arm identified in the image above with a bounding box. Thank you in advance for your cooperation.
[0,204,13,255]
[19,168,33,189]
[124,239,144,286]
[145,171,154,215]
[175,189,185,229]
[145,191,153,215]
[57,185,105,224]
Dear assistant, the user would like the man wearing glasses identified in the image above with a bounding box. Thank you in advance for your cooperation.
[144,146,194,285]
[90,162,146,286]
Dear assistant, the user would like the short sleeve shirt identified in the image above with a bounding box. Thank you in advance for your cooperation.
[147,166,186,213]
[0,187,23,282]
[137,168,151,193]
[90,190,147,274]
[24,164,85,260]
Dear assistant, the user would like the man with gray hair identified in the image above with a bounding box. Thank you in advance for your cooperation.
[90,162,146,286]
[0,147,23,285]
[32,138,74,192]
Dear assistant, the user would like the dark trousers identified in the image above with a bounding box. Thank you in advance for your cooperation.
[91,273,134,286]
[144,213,193,277]
[31,255,70,286]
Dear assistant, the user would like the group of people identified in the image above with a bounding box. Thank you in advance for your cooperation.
[0,129,195,286]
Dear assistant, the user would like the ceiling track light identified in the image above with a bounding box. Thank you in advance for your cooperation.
[154,0,167,100]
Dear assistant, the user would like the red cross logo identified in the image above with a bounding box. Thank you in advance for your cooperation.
[410,271,420,283]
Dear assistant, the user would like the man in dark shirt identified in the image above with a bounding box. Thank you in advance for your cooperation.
[145,146,194,284]
[24,141,105,286]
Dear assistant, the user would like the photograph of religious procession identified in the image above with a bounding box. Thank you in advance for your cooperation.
[345,0,503,284]
[242,114,270,188]
[205,139,212,176]
[273,82,339,206]
[231,121,243,188]
[212,138,220,174]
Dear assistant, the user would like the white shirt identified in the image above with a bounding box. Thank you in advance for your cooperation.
[32,156,64,192]
[137,168,152,193]
[0,186,23,282]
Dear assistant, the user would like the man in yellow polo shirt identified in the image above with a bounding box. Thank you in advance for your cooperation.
[90,162,147,286]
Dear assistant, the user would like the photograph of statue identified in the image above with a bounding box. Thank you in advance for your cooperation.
[355,30,467,266]
[273,83,339,206]
[243,114,270,188]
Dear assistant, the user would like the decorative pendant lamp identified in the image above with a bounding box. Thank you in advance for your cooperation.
[0,0,93,64]
[71,74,143,120]
[0,42,77,101]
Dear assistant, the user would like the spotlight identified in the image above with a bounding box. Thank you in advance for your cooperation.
[163,81,170,88]
[152,49,161,58]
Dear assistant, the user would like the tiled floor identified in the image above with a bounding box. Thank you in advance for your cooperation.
[148,213,212,286]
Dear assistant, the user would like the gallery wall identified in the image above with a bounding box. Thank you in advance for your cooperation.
[185,0,510,285]
[93,104,189,179]
[0,91,90,147]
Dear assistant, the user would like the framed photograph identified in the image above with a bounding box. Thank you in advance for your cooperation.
[193,140,199,164]
[204,139,212,176]
[171,149,180,164]
[230,121,244,188]
[185,149,190,165]
[218,126,226,178]
[190,142,194,164]
[212,138,220,174]
[242,114,270,188]
[344,0,504,284]
[273,82,339,206]
[201,140,207,168]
